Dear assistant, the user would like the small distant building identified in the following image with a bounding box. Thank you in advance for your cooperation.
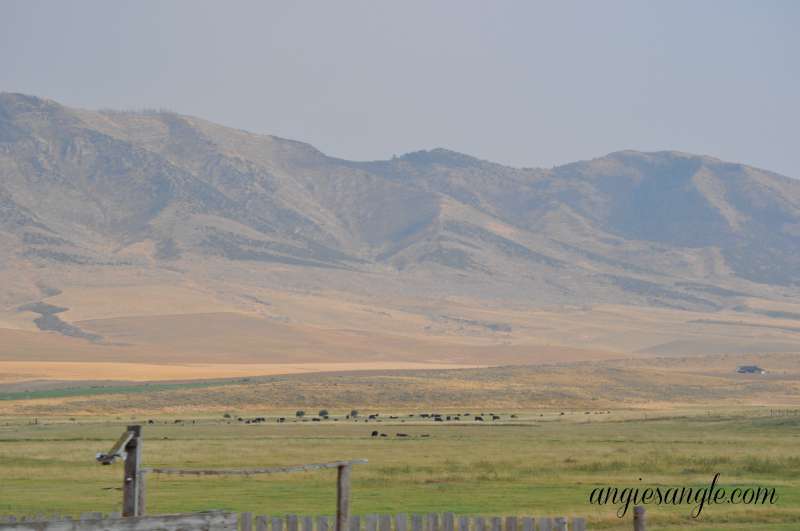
[736,365,766,374]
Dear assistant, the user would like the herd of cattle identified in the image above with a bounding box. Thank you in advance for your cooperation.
[145,410,612,427]
[233,412,515,424]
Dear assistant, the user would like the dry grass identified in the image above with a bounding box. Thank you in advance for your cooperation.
[3,282,800,371]
[1,353,797,416]
[0,361,482,383]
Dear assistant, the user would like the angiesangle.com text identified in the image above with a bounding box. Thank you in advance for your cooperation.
[589,473,777,518]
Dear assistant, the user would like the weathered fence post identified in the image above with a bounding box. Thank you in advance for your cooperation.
[633,506,646,531]
[241,512,254,531]
[337,464,352,531]
[122,425,143,517]
[395,514,408,531]
[379,514,392,531]
[411,514,423,531]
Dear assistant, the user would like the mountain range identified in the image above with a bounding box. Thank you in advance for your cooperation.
[1,92,799,369]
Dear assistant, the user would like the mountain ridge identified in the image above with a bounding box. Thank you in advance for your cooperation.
[1,92,800,363]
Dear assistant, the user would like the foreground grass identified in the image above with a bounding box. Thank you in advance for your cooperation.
[0,411,798,530]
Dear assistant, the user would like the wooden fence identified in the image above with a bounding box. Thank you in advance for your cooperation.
[235,513,588,531]
[95,425,366,531]
[0,513,588,531]
[0,511,236,530]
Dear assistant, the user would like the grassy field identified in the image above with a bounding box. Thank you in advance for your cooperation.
[1,409,798,530]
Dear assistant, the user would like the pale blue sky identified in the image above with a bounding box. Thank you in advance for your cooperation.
[1,1,798,176]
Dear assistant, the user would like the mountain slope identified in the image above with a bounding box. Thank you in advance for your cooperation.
[1,92,799,364]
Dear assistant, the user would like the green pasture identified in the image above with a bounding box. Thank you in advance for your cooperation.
[0,411,798,530]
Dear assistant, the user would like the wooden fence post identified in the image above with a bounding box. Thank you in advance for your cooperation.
[337,464,352,531]
[241,512,254,531]
[395,514,408,531]
[411,514,423,531]
[122,425,142,517]
[633,506,646,531]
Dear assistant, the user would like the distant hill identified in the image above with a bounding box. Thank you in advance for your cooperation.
[1,92,799,365]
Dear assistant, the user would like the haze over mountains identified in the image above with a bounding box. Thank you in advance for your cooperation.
[1,92,799,371]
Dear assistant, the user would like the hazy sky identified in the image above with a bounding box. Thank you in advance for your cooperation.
[1,1,798,176]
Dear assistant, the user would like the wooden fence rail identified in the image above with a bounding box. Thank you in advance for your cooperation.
[0,511,236,530]
[0,512,589,531]
[235,513,586,531]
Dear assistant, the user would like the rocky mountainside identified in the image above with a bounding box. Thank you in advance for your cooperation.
[2,92,799,314]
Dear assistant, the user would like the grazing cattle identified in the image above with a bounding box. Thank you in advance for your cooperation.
[396,433,408,437]
[420,414,430,418]
[368,414,378,420]
[510,414,518,418]
[371,430,379,437]
[174,419,183,424]
[312,418,321,422]
[277,417,286,423]
[380,433,387,437]
[147,419,154,424]
[474,416,484,421]
[434,417,443,422]
[446,416,451,421]
[492,415,500,420]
